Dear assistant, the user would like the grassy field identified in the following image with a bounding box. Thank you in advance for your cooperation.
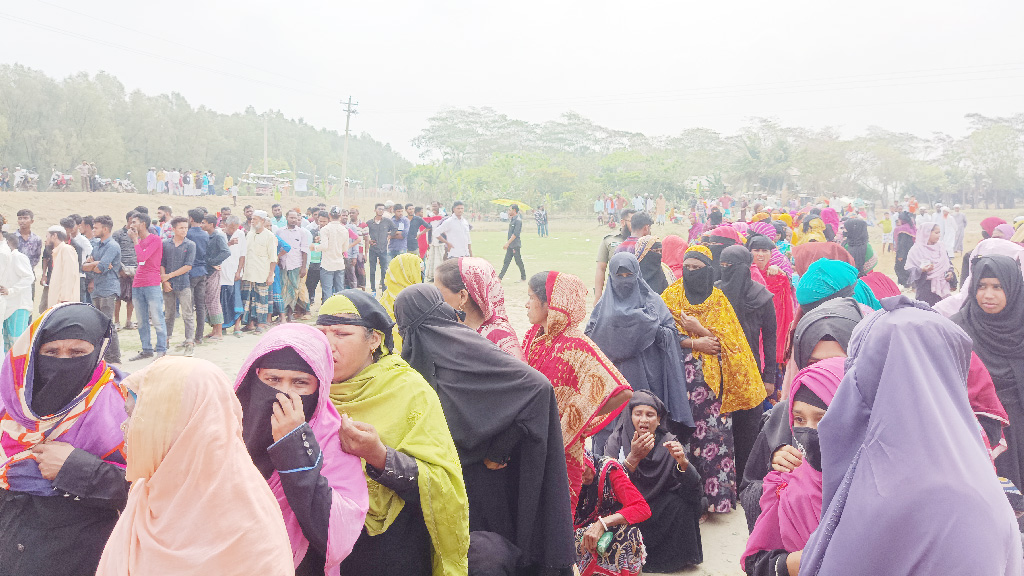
[2,191,1020,575]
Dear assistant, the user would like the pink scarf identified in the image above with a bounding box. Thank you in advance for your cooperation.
[748,221,794,276]
[740,357,844,569]
[459,257,524,359]
[234,324,369,574]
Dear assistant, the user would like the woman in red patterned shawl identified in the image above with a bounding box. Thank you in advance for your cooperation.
[434,257,523,359]
[523,271,633,510]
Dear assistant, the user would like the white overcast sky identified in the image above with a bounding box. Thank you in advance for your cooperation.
[3,0,1023,160]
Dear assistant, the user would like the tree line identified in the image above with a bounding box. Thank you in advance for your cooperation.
[0,65,411,194]
[2,65,1021,212]
[410,108,1024,211]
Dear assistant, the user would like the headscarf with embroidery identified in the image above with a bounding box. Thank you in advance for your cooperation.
[457,257,523,359]
[522,272,632,512]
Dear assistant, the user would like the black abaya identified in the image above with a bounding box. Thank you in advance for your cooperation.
[395,284,575,575]
[604,392,703,571]
[894,232,915,287]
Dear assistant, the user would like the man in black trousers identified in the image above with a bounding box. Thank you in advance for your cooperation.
[498,204,526,282]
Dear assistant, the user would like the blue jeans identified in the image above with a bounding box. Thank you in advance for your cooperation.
[320,269,345,303]
[133,285,167,353]
[368,250,390,292]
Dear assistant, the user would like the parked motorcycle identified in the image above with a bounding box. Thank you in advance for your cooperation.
[13,168,39,191]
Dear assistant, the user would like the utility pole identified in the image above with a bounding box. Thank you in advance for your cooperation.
[339,96,358,207]
[263,113,269,176]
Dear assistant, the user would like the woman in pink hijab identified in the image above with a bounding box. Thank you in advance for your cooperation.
[234,323,370,575]
[97,357,295,575]
[433,257,524,359]
[740,357,844,576]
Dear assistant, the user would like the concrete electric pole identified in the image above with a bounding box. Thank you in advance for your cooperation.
[339,96,358,207]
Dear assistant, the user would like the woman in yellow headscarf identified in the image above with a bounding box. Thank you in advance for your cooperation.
[317,290,469,576]
[660,245,765,516]
[797,217,827,244]
[378,253,423,351]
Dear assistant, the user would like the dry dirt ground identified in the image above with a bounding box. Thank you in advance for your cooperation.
[2,191,1020,575]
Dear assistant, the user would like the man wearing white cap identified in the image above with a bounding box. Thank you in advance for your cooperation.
[937,205,956,258]
[45,225,79,308]
[241,210,278,333]
[952,204,967,254]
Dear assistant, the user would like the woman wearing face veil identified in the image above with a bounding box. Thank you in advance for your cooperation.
[96,357,294,575]
[715,246,777,484]
[800,298,1021,576]
[660,246,766,514]
[0,302,129,576]
[740,357,844,576]
[395,283,576,576]
[234,324,370,575]
[951,255,1024,508]
[738,299,862,533]
[605,391,703,572]
[586,252,695,455]
[627,236,670,294]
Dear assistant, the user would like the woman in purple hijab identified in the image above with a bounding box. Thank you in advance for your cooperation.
[799,296,1021,576]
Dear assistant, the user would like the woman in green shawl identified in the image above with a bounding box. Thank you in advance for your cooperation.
[317,290,469,576]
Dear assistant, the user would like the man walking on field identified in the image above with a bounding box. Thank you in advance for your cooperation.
[498,204,526,282]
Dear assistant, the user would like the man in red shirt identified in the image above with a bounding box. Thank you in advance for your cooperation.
[127,211,167,361]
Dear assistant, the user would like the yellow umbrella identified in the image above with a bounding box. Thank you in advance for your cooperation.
[491,198,533,211]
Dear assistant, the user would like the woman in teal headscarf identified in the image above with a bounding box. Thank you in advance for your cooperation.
[795,259,881,313]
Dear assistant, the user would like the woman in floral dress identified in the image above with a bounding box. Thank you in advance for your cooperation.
[661,245,766,514]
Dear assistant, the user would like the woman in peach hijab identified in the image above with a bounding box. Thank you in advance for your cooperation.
[96,357,293,575]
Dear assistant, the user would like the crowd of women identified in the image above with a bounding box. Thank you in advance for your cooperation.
[2,202,1023,576]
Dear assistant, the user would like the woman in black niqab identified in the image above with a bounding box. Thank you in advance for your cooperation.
[30,304,111,416]
[682,250,716,305]
[638,241,669,294]
[394,283,576,576]
[715,246,776,383]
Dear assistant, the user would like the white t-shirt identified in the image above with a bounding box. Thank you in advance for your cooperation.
[433,215,472,258]
[221,229,247,285]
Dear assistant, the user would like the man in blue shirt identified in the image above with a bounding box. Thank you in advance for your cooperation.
[186,208,210,345]
[83,215,122,363]
[161,217,197,356]
[389,209,409,259]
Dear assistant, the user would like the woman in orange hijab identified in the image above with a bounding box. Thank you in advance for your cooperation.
[96,357,294,575]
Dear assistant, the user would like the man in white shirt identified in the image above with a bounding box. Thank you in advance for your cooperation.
[432,201,473,267]
[241,210,278,332]
[220,215,246,336]
[276,210,310,322]
[315,206,350,302]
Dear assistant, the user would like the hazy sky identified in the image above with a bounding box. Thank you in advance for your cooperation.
[4,0,1023,160]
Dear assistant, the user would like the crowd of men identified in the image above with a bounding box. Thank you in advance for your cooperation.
[0,198,490,361]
